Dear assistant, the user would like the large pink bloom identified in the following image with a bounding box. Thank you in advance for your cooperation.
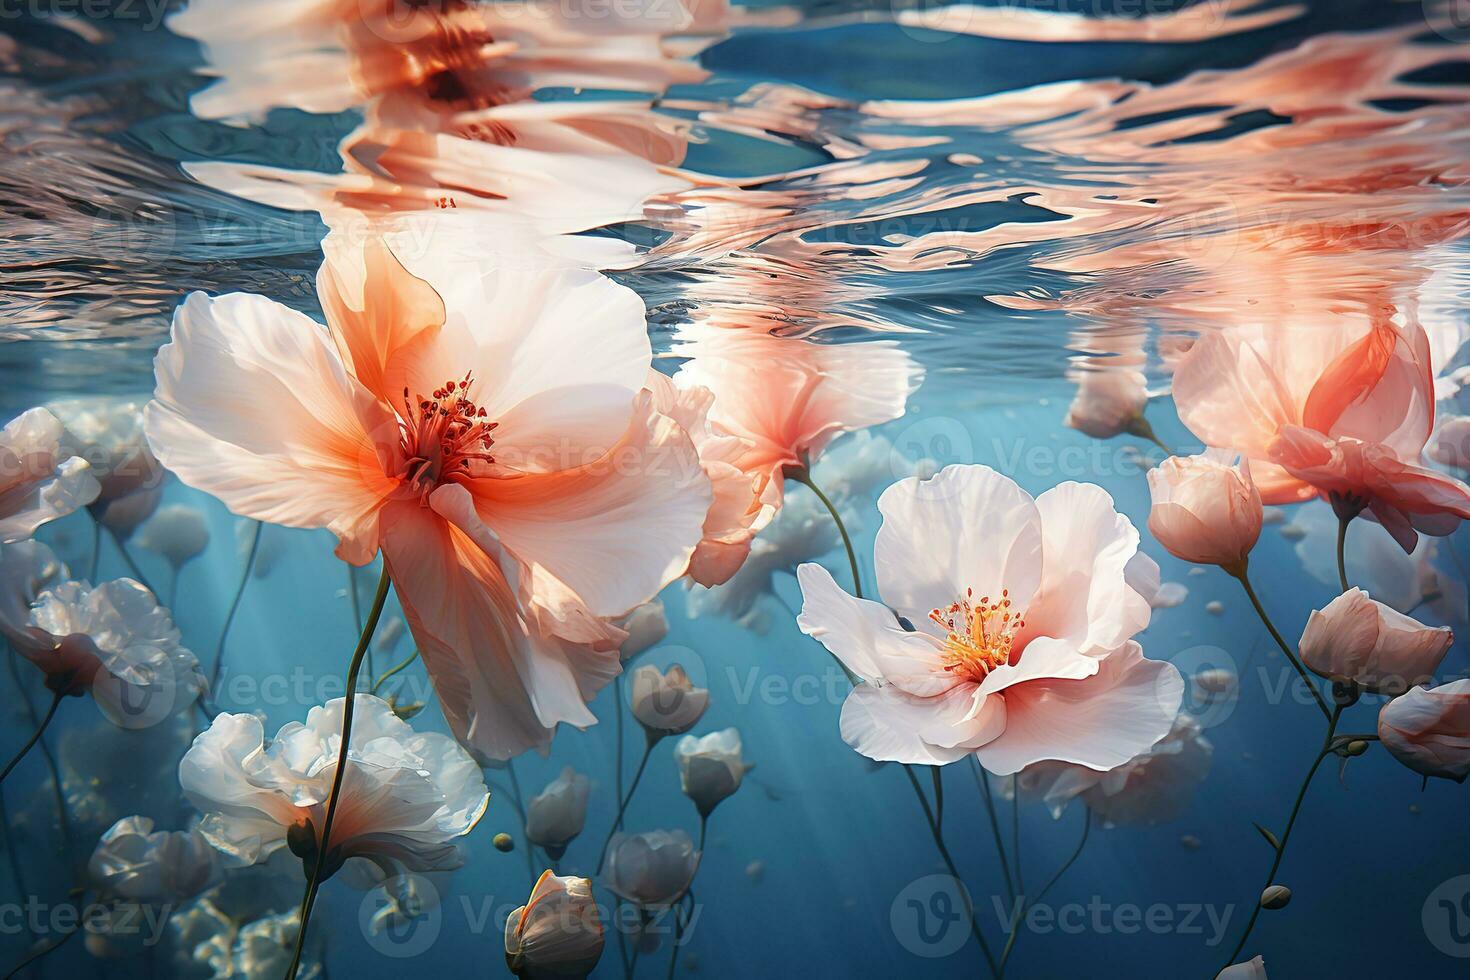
[1173,316,1470,550]
[145,236,710,760]
[796,464,1181,773]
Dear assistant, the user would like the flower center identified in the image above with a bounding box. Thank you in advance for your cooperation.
[398,373,497,502]
[928,588,1025,682]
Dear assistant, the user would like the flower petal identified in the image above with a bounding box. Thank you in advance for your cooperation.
[975,642,1182,776]
[874,464,1043,627]
[144,292,396,560]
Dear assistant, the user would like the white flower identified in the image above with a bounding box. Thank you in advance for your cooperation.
[1217,956,1267,979]
[0,407,100,543]
[674,728,748,818]
[630,664,709,739]
[87,815,221,902]
[44,397,162,539]
[525,767,590,858]
[618,599,669,661]
[179,694,488,882]
[505,871,604,980]
[233,911,322,980]
[136,504,211,571]
[27,579,205,727]
[602,830,699,909]
[796,464,1178,773]
[0,540,67,657]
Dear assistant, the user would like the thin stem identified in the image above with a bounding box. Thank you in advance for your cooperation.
[88,520,101,582]
[667,821,706,980]
[2,909,80,978]
[285,566,392,980]
[1336,516,1351,593]
[1125,414,1173,455]
[1230,566,1332,721]
[931,766,944,836]
[0,690,64,785]
[507,759,536,883]
[370,649,420,696]
[211,520,263,697]
[107,527,156,596]
[998,811,1092,978]
[789,470,862,599]
[1011,774,1024,898]
[973,758,1016,905]
[5,650,70,861]
[1220,706,1341,969]
[614,674,626,825]
[598,739,656,873]
[902,765,998,976]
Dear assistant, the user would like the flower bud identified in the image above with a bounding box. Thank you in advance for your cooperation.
[1260,885,1291,910]
[1146,450,1262,571]
[1300,589,1452,696]
[505,872,603,979]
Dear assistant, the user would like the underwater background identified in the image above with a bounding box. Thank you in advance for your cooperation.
[1,0,1470,978]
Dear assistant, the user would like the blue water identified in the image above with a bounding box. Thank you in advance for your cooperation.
[2,1,1469,978]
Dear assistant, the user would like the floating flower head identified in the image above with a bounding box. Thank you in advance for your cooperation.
[674,727,748,818]
[1377,679,1470,783]
[524,767,590,860]
[602,829,700,909]
[1173,318,1470,551]
[145,232,711,760]
[672,326,923,514]
[136,504,211,574]
[88,815,221,903]
[1299,588,1453,696]
[0,539,67,658]
[630,664,710,741]
[797,464,1181,773]
[179,694,489,882]
[1146,450,1262,571]
[45,396,163,536]
[618,599,669,661]
[0,407,100,543]
[26,578,205,727]
[1065,368,1150,440]
[505,871,604,980]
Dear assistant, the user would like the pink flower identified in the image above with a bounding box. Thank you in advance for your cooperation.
[1146,450,1262,570]
[1378,679,1470,783]
[145,235,710,760]
[1064,369,1149,439]
[1299,588,1452,695]
[796,464,1181,773]
[672,325,923,513]
[1173,317,1470,550]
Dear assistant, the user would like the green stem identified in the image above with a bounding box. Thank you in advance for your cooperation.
[1336,516,1352,593]
[666,821,706,980]
[506,759,536,884]
[370,649,421,696]
[107,526,157,596]
[5,650,71,860]
[973,758,1016,905]
[931,765,945,836]
[1011,774,1024,898]
[1125,414,1174,455]
[0,689,64,785]
[1220,705,1341,969]
[211,520,263,697]
[2,906,80,978]
[284,565,391,980]
[902,765,998,977]
[789,470,862,599]
[598,738,656,873]
[997,811,1091,978]
[1229,564,1332,721]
